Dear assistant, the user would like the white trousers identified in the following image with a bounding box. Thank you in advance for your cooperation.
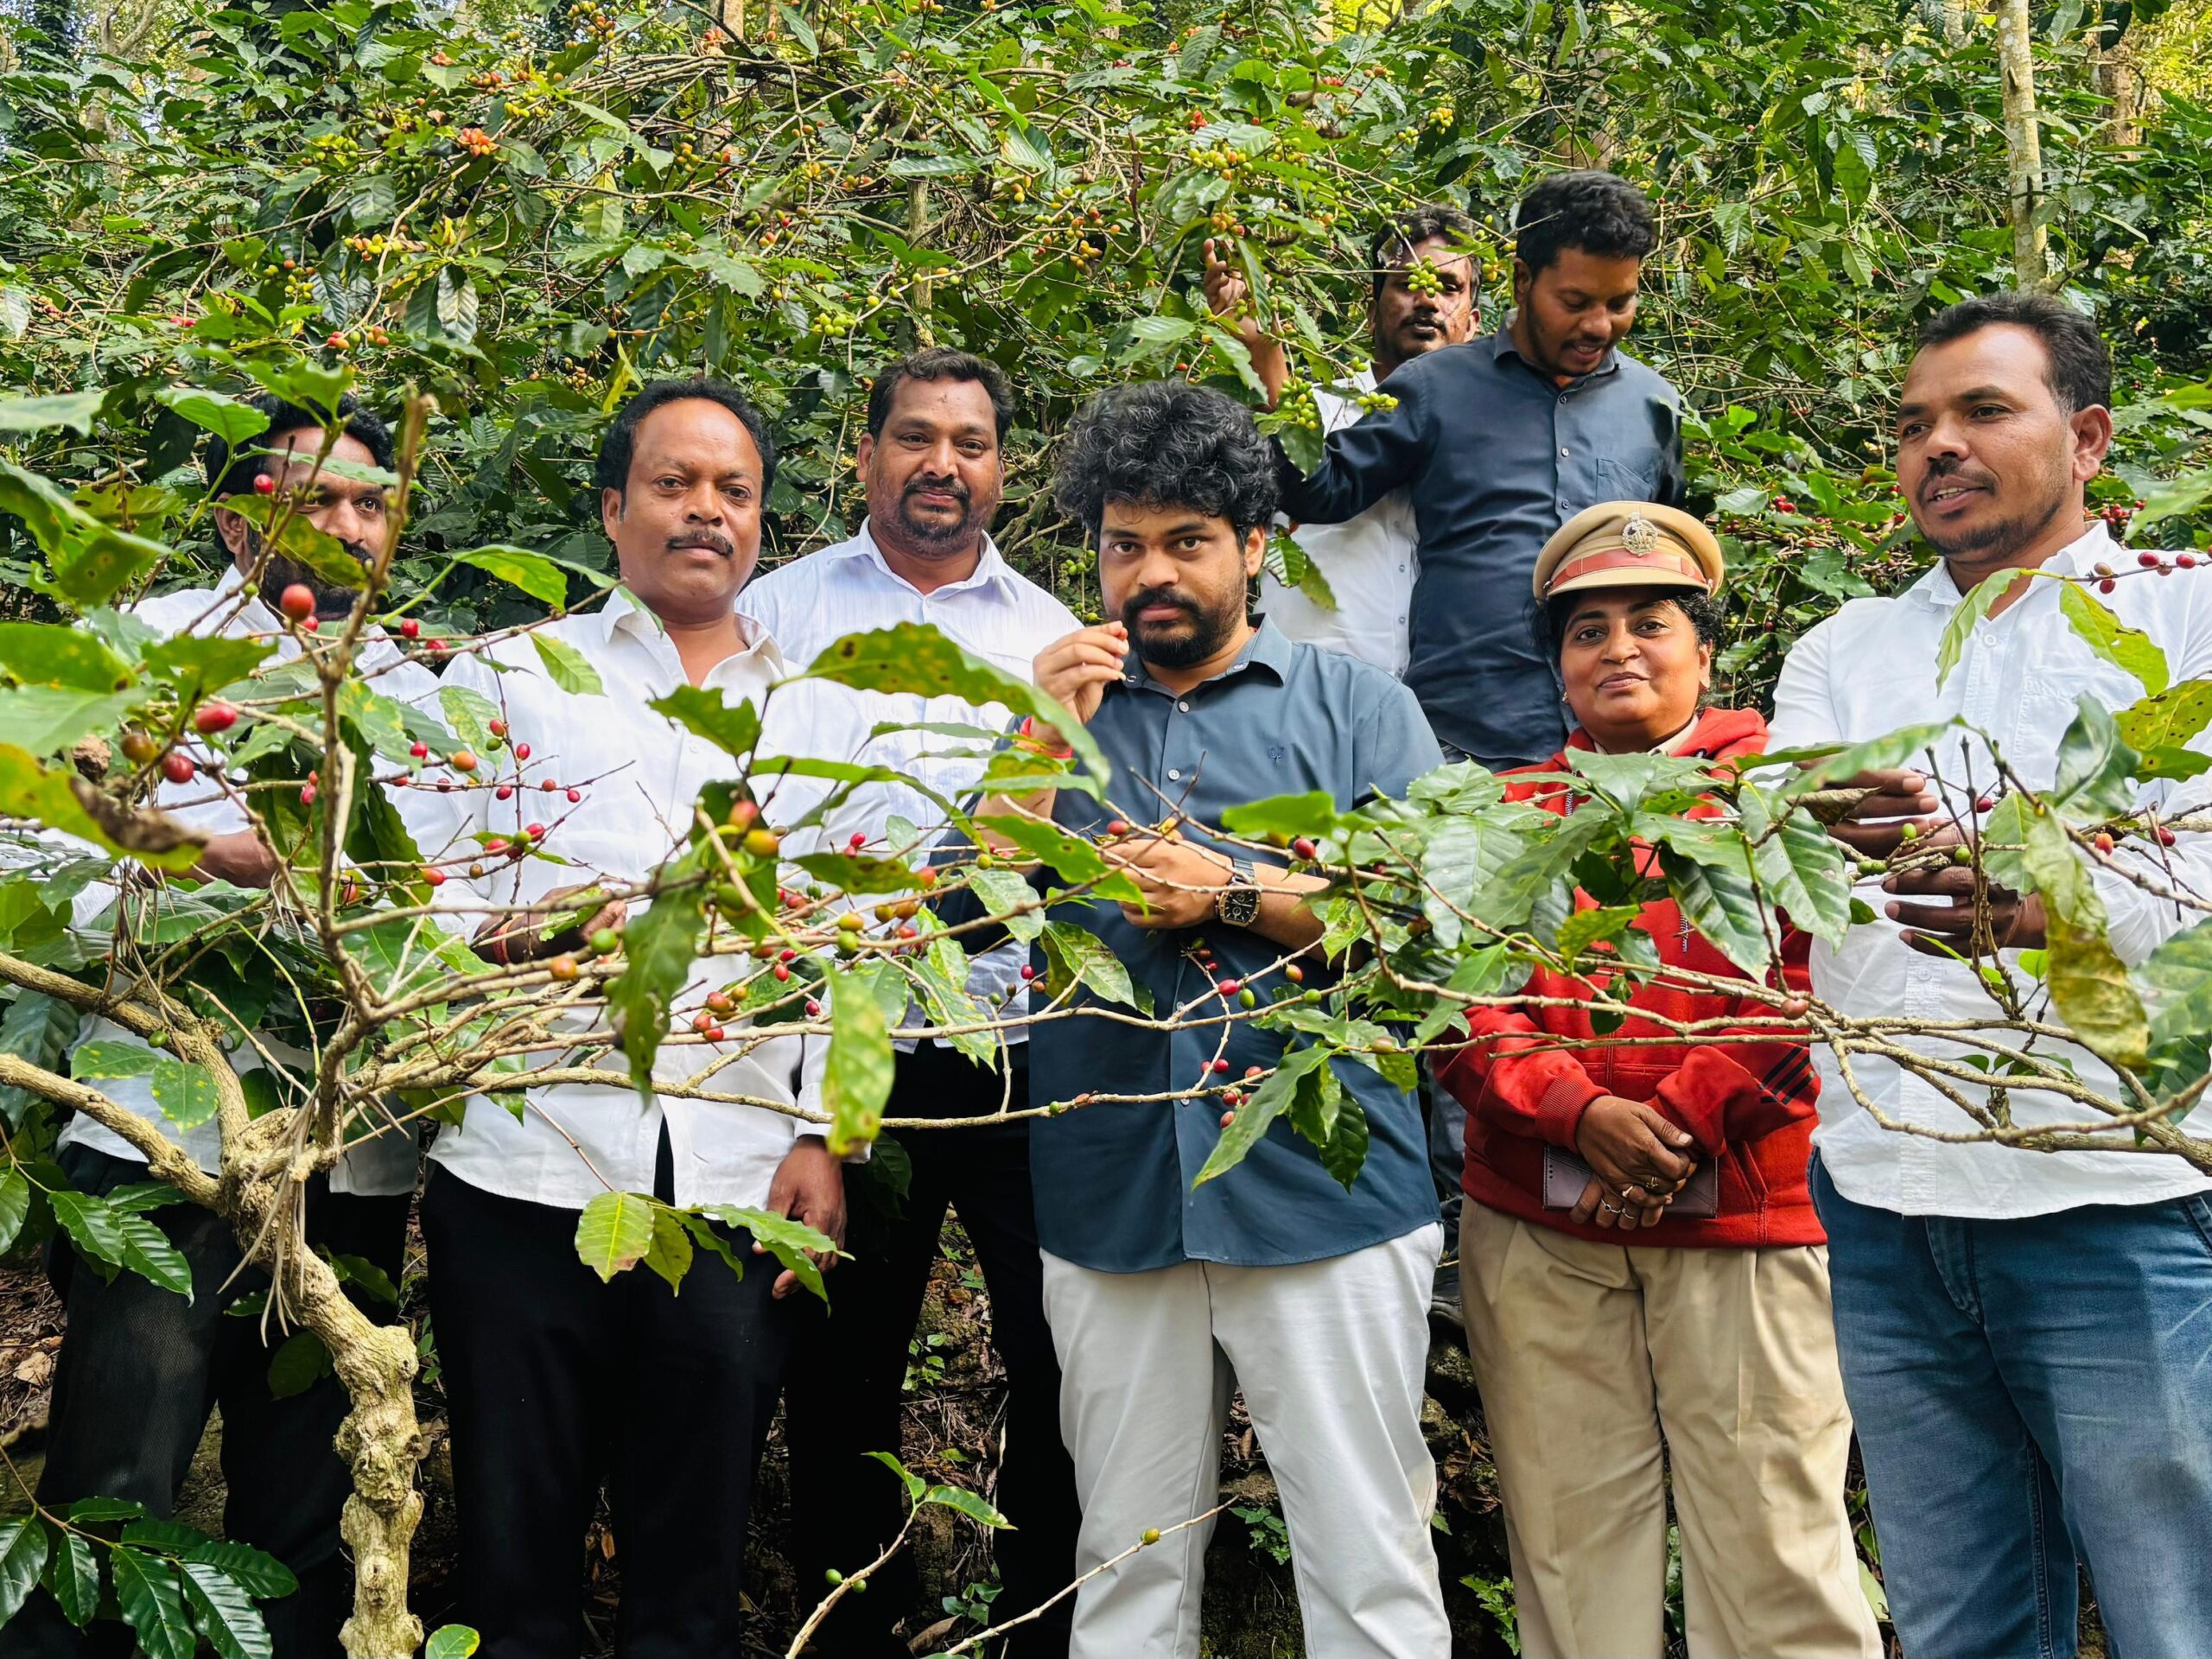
[1040,1226,1451,1659]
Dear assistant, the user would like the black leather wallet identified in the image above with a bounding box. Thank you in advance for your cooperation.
[1541,1145,1718,1218]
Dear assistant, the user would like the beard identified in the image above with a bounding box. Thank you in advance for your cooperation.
[1121,582,1243,670]
[887,475,988,553]
[1916,461,2073,566]
[241,528,371,620]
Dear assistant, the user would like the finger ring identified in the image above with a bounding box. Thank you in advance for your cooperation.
[1599,1200,1621,1216]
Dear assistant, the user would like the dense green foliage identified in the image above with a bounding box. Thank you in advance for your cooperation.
[6,0,2212,690]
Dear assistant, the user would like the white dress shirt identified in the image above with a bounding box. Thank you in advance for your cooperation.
[1258,369,1420,677]
[1768,523,2212,1217]
[426,590,864,1211]
[739,520,1079,1047]
[57,568,445,1195]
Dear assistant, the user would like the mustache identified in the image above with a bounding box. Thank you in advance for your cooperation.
[1121,586,1201,627]
[667,529,736,556]
[904,474,970,505]
[1920,457,1999,497]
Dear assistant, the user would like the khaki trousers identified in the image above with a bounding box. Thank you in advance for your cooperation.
[1459,1203,1880,1659]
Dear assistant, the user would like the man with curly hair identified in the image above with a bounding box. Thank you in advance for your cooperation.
[1006,381,1450,1658]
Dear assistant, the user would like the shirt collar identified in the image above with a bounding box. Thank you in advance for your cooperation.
[1490,321,1622,385]
[593,583,789,674]
[207,562,280,634]
[1122,618,1295,696]
[1905,519,2117,611]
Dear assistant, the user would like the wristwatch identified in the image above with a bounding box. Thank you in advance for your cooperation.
[1215,857,1262,927]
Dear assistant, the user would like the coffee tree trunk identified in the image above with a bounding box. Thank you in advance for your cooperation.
[1995,0,2049,287]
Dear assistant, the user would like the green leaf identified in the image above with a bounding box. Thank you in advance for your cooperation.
[0,990,80,1124]
[149,1059,219,1132]
[702,1204,839,1301]
[1657,823,1777,976]
[425,1628,482,1658]
[2115,680,2212,757]
[1554,903,1643,963]
[641,1204,694,1292]
[971,813,1119,887]
[1219,791,1338,839]
[111,1548,194,1659]
[180,1562,271,1659]
[2020,806,2151,1072]
[0,1171,29,1254]
[70,1039,162,1081]
[604,850,709,1096]
[0,1518,49,1624]
[0,621,137,692]
[0,745,203,870]
[115,1213,194,1300]
[213,495,366,591]
[141,635,272,702]
[0,461,169,608]
[151,387,270,448]
[575,1191,655,1282]
[1740,787,1855,950]
[865,1450,929,1502]
[1194,1044,1331,1186]
[2134,916,2212,1095]
[180,1542,296,1600]
[969,866,1046,941]
[0,391,106,435]
[532,632,604,696]
[455,545,588,608]
[799,624,1107,785]
[2058,582,2170,695]
[1038,920,1153,1013]
[2051,696,2143,820]
[824,963,896,1155]
[48,1189,130,1273]
[41,1526,99,1627]
[1934,569,2029,687]
[264,1331,331,1399]
[923,1484,1014,1529]
[648,685,762,759]
[0,681,141,752]
[1773,721,1957,796]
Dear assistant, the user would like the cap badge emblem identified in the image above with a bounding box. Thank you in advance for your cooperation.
[1621,515,1660,556]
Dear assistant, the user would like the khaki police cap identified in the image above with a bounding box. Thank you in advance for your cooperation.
[1531,502,1726,601]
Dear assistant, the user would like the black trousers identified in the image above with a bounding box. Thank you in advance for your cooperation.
[2,1144,409,1659]
[784,1044,1077,1659]
[422,1158,791,1659]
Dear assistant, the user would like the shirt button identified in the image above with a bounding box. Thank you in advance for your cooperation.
[1167,768,1182,781]
[1177,700,1191,713]
[1559,446,1571,458]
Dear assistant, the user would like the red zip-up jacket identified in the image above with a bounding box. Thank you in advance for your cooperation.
[1436,706,1824,1249]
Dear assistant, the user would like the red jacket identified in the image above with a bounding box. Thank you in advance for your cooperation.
[1437,707,1824,1249]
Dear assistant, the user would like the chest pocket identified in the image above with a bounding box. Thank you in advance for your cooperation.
[2016,658,2152,791]
[1595,454,1659,501]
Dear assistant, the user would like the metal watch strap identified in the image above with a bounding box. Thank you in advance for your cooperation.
[1216,856,1262,926]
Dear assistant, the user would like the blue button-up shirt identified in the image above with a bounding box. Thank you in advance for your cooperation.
[1021,622,1443,1274]
[1274,326,1684,766]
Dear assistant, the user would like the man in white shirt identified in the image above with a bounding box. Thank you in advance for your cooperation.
[1770,294,2212,1658]
[8,394,442,1659]
[421,380,853,1656]
[1203,204,1479,677]
[741,348,1081,1658]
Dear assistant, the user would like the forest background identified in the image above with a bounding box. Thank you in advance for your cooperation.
[5,0,2212,1653]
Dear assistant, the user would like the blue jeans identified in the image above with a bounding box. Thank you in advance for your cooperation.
[1810,1157,2212,1658]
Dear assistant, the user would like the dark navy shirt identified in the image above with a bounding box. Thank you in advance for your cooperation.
[1025,622,1443,1274]
[1274,327,1685,766]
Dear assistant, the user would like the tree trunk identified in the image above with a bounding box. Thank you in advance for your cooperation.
[909,179,935,342]
[1995,0,2049,288]
[2098,33,2144,147]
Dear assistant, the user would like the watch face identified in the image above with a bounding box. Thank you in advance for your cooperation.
[1219,887,1261,925]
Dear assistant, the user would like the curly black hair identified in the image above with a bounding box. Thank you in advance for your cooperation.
[1052,380,1280,543]
[595,378,778,497]
[1514,170,1658,276]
